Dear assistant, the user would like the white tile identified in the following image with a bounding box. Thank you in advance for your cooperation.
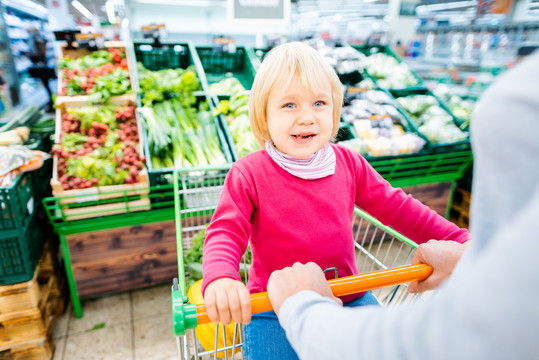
[68,293,131,335]
[134,312,178,360]
[52,337,65,360]
[63,322,133,360]
[53,311,70,340]
[132,283,171,321]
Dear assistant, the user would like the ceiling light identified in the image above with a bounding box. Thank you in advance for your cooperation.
[106,0,116,24]
[72,0,93,20]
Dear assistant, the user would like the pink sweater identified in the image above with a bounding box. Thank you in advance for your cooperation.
[202,144,470,296]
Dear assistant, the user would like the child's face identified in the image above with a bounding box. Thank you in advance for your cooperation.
[266,74,333,159]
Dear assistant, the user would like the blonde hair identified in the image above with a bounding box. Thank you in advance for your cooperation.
[249,42,343,148]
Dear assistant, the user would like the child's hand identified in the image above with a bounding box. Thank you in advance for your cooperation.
[408,240,470,293]
[204,278,252,325]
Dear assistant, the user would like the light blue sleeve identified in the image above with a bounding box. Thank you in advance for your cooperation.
[278,187,539,360]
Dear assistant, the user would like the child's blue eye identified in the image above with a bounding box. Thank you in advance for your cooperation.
[314,101,325,107]
[284,103,295,109]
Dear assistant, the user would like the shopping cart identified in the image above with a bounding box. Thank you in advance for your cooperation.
[170,165,433,360]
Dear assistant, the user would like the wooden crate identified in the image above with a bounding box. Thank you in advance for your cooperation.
[60,40,125,58]
[0,273,41,323]
[0,243,65,360]
[50,94,151,221]
[56,41,131,102]
[450,187,471,229]
[0,259,64,359]
[67,214,212,298]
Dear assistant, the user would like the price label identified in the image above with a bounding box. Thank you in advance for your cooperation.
[141,24,167,40]
[75,33,104,49]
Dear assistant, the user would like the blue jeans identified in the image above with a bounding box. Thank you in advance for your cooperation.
[243,291,379,360]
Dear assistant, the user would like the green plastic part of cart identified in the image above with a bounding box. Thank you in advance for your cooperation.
[171,279,198,336]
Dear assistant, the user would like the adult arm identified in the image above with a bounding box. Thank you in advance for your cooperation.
[273,187,539,360]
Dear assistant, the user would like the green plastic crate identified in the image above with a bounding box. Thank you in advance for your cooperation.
[196,46,257,90]
[390,88,471,154]
[352,45,424,90]
[335,125,472,187]
[0,208,49,285]
[0,158,52,233]
[134,41,195,71]
[134,41,233,187]
[251,47,269,66]
[140,95,234,188]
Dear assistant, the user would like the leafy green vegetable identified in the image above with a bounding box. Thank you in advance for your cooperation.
[212,78,259,157]
[138,65,227,169]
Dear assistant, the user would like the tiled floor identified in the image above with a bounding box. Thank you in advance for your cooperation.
[52,283,179,360]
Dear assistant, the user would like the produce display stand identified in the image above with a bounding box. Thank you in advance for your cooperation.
[41,40,472,322]
[51,94,151,221]
[169,165,434,359]
[133,40,235,187]
[42,186,176,318]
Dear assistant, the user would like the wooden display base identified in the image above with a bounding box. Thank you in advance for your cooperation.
[51,94,151,221]
[66,214,211,298]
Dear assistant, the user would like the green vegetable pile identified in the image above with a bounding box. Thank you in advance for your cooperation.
[432,84,475,129]
[211,78,259,157]
[138,64,227,169]
[58,48,132,103]
[54,105,145,190]
[396,95,468,144]
[363,53,419,89]
[184,224,252,288]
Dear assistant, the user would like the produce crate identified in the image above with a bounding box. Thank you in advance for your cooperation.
[389,88,471,154]
[335,126,472,187]
[212,93,260,162]
[336,106,430,158]
[0,248,64,359]
[0,158,52,234]
[195,46,257,90]
[352,44,424,90]
[50,94,151,221]
[139,94,234,188]
[60,40,125,58]
[0,208,49,285]
[133,41,207,88]
[56,41,133,105]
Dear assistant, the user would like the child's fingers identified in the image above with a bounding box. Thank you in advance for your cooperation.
[226,290,243,324]
[226,286,252,324]
[238,286,252,324]
[216,294,232,325]
[204,290,221,323]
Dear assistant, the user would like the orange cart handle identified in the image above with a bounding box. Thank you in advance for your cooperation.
[195,264,432,325]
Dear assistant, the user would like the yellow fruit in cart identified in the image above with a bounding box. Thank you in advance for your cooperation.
[187,280,242,358]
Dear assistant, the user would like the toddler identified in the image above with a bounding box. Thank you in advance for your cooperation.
[202,42,470,360]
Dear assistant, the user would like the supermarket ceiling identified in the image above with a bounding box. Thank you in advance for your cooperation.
[22,0,539,24]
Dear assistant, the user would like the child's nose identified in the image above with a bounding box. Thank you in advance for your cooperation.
[297,108,315,125]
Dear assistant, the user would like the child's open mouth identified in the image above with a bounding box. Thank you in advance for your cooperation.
[291,133,316,144]
[292,134,315,139]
